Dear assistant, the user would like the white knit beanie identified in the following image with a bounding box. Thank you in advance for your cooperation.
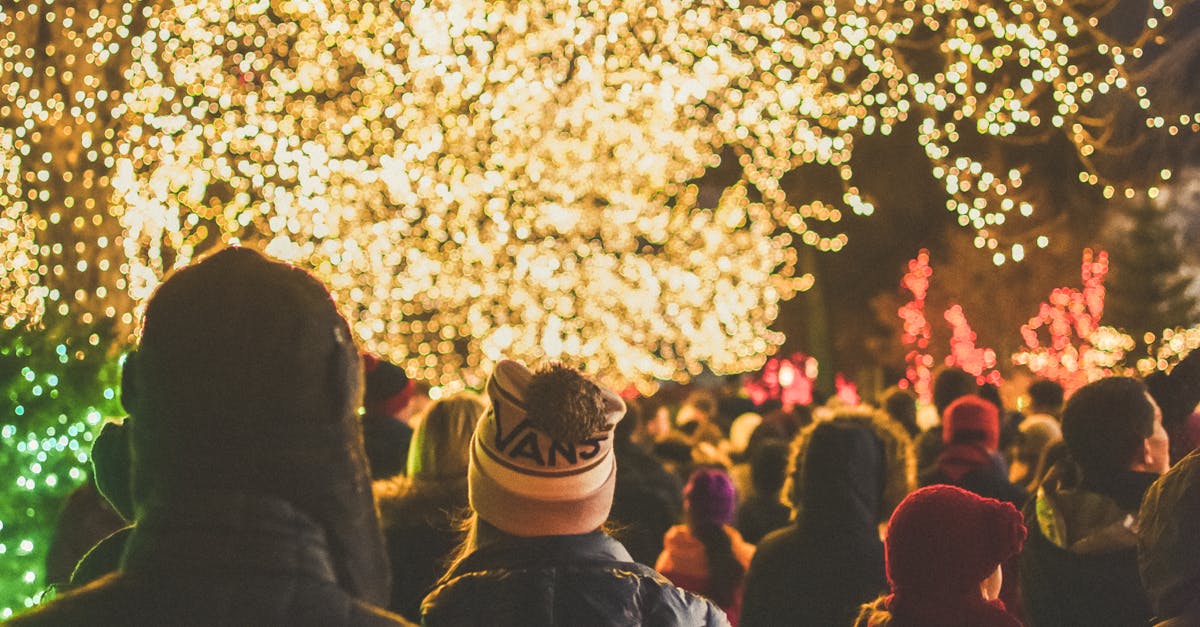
[469,359,626,536]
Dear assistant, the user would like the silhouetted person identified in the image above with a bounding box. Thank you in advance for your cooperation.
[741,409,913,627]
[1138,448,1200,626]
[854,485,1026,627]
[375,392,484,622]
[657,468,755,625]
[361,355,417,479]
[1020,377,1168,627]
[735,440,791,544]
[915,367,980,476]
[11,247,407,626]
[420,360,727,626]
[609,396,683,566]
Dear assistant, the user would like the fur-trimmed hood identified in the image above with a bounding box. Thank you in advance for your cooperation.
[786,407,915,528]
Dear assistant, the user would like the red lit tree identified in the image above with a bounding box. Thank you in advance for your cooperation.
[898,250,935,403]
[1013,249,1116,394]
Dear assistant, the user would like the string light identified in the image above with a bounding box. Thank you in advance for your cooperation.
[0,332,122,617]
[898,249,934,403]
[1012,248,1114,394]
[944,303,1001,385]
[4,0,1195,388]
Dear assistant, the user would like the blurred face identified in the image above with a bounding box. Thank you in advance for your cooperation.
[1141,394,1170,475]
[646,406,672,442]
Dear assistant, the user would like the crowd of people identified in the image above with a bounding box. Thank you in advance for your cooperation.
[13,247,1200,626]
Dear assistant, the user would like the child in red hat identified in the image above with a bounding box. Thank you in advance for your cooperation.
[854,485,1027,627]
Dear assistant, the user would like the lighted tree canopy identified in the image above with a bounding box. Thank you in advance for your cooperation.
[2,0,1197,388]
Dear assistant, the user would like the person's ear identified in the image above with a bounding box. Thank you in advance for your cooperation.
[120,351,139,415]
[1130,438,1156,473]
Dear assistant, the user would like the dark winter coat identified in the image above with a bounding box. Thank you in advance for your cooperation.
[610,439,684,565]
[740,420,896,627]
[919,444,1027,508]
[1019,465,1157,627]
[420,529,729,626]
[362,412,413,480]
[9,490,412,626]
[1139,450,1200,626]
[734,495,790,544]
[376,476,467,622]
[920,443,1029,621]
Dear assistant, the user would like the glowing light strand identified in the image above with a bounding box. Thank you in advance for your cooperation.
[2,0,1194,388]
[898,249,934,403]
[1012,248,1115,394]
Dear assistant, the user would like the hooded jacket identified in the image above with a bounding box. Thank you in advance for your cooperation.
[421,527,729,626]
[376,476,469,622]
[741,415,909,627]
[11,249,405,625]
[1139,450,1200,626]
[10,490,410,626]
[1019,462,1156,627]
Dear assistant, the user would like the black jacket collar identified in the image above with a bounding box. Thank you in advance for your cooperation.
[122,489,338,584]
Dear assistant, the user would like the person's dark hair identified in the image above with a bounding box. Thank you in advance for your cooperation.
[791,404,814,430]
[749,440,790,498]
[653,437,693,465]
[933,367,979,417]
[760,408,803,441]
[1062,377,1156,479]
[363,356,409,407]
[882,386,920,437]
[689,521,743,608]
[978,383,1004,414]
[1028,379,1065,415]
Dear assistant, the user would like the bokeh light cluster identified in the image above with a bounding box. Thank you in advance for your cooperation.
[1012,248,1116,393]
[898,249,934,402]
[0,1,142,334]
[4,0,1196,389]
[1138,326,1200,374]
[944,303,1001,385]
[0,327,121,618]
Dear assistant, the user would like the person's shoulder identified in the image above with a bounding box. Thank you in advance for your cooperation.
[345,599,417,626]
[635,575,732,626]
[755,522,799,551]
[423,560,721,625]
[6,574,134,626]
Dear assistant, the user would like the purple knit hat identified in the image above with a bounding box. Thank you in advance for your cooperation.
[685,467,737,526]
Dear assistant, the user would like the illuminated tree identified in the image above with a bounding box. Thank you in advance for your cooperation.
[898,249,934,402]
[5,0,1197,388]
[0,1,144,334]
[944,303,1001,385]
[1012,248,1116,393]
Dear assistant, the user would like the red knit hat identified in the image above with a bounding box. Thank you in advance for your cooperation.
[885,485,1026,602]
[942,395,1000,451]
